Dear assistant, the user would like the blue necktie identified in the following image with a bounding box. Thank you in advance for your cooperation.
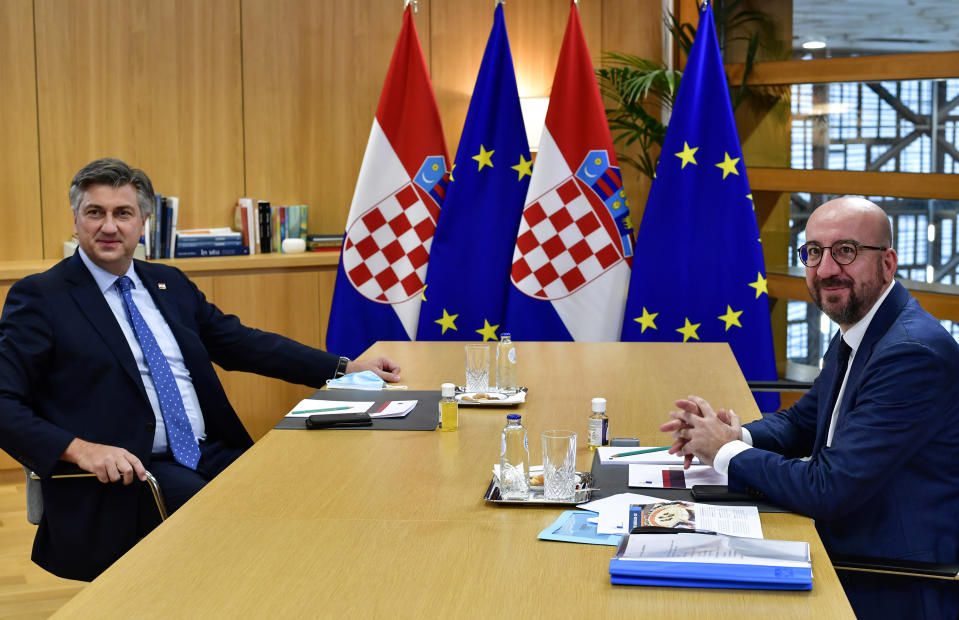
[116,276,201,469]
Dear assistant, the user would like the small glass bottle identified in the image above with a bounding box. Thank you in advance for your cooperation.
[439,382,457,432]
[499,413,530,500]
[587,397,609,451]
[495,333,517,393]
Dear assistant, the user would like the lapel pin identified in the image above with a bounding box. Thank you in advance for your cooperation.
[158,283,167,290]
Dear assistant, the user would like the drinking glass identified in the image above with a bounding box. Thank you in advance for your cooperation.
[465,344,490,392]
[542,430,577,501]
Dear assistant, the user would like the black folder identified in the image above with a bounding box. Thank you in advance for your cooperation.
[274,389,440,431]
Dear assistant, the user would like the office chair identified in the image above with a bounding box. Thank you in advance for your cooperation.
[829,552,959,581]
[25,464,168,525]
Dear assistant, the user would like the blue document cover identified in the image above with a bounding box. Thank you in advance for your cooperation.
[609,532,812,591]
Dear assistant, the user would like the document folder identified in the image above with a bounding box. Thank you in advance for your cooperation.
[609,530,812,591]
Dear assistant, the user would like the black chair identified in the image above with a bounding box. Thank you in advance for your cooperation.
[25,464,168,525]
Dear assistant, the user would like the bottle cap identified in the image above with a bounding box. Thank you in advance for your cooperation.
[507,413,521,421]
[501,332,511,339]
[591,397,607,413]
[441,382,456,398]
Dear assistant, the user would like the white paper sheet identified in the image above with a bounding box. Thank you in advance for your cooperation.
[627,464,726,488]
[285,399,374,417]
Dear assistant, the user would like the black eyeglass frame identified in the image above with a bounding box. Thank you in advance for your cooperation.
[797,241,887,267]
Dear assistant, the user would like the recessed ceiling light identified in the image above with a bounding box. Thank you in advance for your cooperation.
[802,39,827,50]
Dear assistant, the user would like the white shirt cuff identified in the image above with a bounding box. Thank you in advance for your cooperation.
[712,440,752,476]
[741,427,753,446]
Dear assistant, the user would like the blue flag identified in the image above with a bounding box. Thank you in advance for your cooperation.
[416,4,530,343]
[621,2,778,411]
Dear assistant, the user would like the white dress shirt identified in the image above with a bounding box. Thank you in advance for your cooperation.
[77,248,207,453]
[712,280,896,475]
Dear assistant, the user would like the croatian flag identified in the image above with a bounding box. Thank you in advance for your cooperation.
[503,1,633,341]
[327,5,450,359]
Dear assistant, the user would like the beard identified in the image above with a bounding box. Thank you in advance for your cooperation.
[810,261,886,325]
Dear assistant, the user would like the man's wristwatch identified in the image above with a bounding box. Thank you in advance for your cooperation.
[334,356,350,378]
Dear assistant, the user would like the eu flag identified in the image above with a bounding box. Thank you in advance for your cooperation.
[621,2,778,411]
[416,3,530,342]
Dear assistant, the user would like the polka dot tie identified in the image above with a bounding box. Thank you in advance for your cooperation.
[116,276,200,469]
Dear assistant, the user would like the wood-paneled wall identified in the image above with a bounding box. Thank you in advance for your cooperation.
[2,0,660,259]
[0,0,661,468]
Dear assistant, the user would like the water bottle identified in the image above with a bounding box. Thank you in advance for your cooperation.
[499,413,530,500]
[495,333,517,393]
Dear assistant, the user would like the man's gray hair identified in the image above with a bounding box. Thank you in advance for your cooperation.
[69,158,155,219]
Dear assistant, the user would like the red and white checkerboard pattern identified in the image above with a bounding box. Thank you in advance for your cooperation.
[343,184,435,303]
[510,178,621,300]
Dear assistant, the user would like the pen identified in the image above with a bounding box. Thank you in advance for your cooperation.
[291,406,352,414]
[611,446,672,458]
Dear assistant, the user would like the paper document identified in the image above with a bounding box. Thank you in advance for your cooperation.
[628,464,726,489]
[596,446,701,466]
[368,400,417,418]
[537,510,623,546]
[285,399,373,417]
[619,532,809,567]
[577,493,667,536]
[634,501,763,539]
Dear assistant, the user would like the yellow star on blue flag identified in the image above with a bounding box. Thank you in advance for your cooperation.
[622,1,778,411]
[417,4,531,342]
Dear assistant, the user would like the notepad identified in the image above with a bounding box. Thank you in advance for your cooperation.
[368,400,417,418]
[285,398,374,417]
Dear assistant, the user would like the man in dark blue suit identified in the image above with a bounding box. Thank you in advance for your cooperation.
[0,158,400,581]
[662,197,959,618]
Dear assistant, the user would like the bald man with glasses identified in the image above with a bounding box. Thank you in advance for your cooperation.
[661,197,959,618]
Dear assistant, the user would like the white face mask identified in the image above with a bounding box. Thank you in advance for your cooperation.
[326,370,385,390]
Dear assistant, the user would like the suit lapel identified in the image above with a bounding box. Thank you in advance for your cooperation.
[813,332,844,454]
[64,254,143,391]
[831,281,910,434]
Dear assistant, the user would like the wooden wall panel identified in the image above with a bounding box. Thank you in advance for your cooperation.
[241,0,425,236]
[34,0,244,258]
[432,1,603,159]
[601,0,664,225]
[211,271,323,440]
[0,0,43,261]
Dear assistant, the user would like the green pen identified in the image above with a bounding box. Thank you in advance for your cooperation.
[610,446,672,458]
[291,406,352,414]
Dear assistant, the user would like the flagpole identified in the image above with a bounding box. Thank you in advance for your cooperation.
[405,0,417,14]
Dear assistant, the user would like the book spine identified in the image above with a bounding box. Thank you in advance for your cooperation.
[167,196,179,258]
[152,193,163,259]
[239,197,256,255]
[299,205,308,240]
[175,239,244,248]
[174,246,251,258]
[258,201,271,254]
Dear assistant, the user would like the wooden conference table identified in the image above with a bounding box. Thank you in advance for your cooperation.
[54,341,854,618]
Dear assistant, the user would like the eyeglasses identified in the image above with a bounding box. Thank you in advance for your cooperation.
[798,241,886,267]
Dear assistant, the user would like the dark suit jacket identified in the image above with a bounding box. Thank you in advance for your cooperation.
[0,254,339,580]
[729,281,959,618]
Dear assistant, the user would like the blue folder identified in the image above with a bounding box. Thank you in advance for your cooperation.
[609,530,812,591]
[609,559,812,590]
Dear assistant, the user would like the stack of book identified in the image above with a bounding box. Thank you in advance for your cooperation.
[234,198,310,254]
[174,228,249,258]
[144,195,179,259]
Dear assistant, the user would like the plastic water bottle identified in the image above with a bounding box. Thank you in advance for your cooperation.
[495,333,517,393]
[499,413,530,500]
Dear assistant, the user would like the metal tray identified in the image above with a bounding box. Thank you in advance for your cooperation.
[483,471,594,505]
